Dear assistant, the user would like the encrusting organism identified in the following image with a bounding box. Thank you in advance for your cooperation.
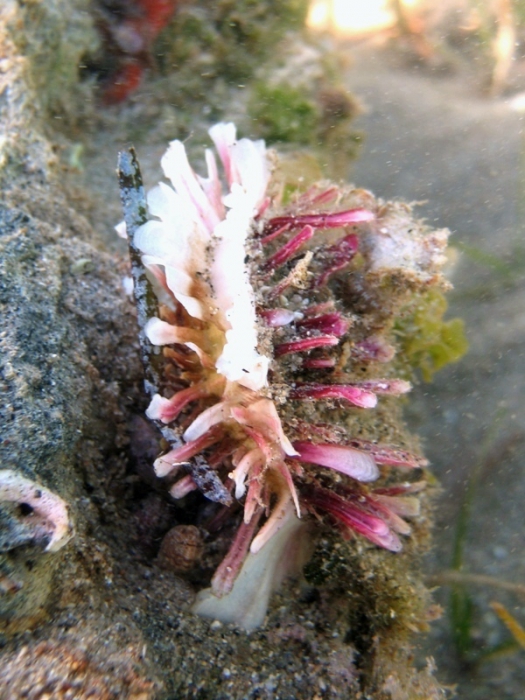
[118,123,448,629]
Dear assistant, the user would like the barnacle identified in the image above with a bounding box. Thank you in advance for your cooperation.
[120,123,449,629]
[0,470,73,554]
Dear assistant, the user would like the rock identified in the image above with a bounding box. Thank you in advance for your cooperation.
[0,2,445,697]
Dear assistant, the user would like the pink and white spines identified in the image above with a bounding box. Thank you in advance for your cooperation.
[128,123,441,628]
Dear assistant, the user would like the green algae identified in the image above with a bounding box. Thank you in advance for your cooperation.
[248,82,319,144]
[395,289,468,381]
[157,0,309,92]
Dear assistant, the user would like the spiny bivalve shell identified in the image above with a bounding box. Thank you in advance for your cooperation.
[119,123,448,629]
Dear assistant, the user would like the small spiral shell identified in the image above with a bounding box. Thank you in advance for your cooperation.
[157,525,203,574]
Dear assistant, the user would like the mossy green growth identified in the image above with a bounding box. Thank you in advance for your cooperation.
[248,80,362,177]
[211,0,309,78]
[395,289,468,381]
[248,82,318,144]
[160,0,309,86]
[303,531,440,696]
